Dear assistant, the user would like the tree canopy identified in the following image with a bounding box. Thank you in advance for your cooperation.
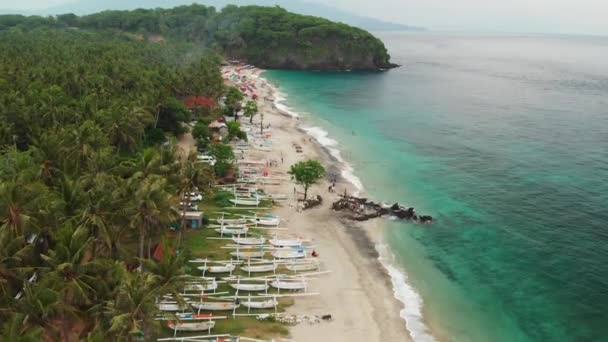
[288,160,326,200]
[0,4,395,70]
[0,28,224,340]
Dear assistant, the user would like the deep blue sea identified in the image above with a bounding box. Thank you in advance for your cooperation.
[264,32,608,342]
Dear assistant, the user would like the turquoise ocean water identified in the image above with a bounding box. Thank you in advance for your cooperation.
[264,33,608,342]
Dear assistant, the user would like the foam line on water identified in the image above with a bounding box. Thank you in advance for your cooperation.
[376,243,437,342]
[301,126,365,195]
[262,70,433,341]
[258,74,300,118]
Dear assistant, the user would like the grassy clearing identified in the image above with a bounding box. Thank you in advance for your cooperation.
[168,196,294,339]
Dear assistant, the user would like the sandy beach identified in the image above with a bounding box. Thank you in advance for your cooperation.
[224,65,412,341]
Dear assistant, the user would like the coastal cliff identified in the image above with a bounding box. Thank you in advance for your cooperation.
[0,4,397,71]
[215,6,397,70]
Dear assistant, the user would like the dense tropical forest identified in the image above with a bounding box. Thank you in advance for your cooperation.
[0,4,395,70]
[0,27,229,340]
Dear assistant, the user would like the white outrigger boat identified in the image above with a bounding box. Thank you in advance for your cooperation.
[250,213,280,226]
[214,227,249,236]
[215,218,248,225]
[272,249,306,259]
[184,279,218,292]
[166,318,215,332]
[241,263,277,273]
[157,303,186,312]
[191,301,240,311]
[229,197,260,206]
[270,280,307,291]
[230,250,265,259]
[197,264,236,274]
[241,298,278,309]
[229,282,269,292]
[231,236,265,245]
[286,261,320,272]
[269,237,302,247]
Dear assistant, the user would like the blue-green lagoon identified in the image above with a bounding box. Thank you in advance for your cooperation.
[264,32,608,342]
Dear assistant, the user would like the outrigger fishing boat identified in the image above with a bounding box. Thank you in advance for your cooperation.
[286,260,320,272]
[231,236,265,245]
[241,298,278,309]
[229,197,260,206]
[270,279,307,291]
[229,282,269,292]
[241,263,277,273]
[191,301,240,311]
[167,315,215,331]
[230,250,265,259]
[272,249,306,259]
[269,237,303,247]
[249,213,280,226]
[197,264,236,274]
[214,226,249,236]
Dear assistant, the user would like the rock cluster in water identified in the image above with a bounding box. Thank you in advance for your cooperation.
[332,196,433,223]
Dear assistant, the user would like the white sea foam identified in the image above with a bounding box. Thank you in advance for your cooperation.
[376,243,437,342]
[273,92,300,118]
[262,74,432,340]
[300,126,365,195]
[258,74,300,118]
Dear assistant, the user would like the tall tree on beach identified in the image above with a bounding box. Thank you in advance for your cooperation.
[128,176,177,268]
[243,100,258,124]
[224,87,244,120]
[288,160,326,200]
[176,154,213,247]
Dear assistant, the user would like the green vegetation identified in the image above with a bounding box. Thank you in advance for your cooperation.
[0,28,239,341]
[0,4,361,340]
[225,86,245,119]
[244,100,259,124]
[289,160,326,200]
[210,143,236,178]
[0,4,395,70]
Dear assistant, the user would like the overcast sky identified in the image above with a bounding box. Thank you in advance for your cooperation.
[1,0,608,35]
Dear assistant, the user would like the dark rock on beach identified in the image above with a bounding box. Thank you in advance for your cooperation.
[332,196,433,224]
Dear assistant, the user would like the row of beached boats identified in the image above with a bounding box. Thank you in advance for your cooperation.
[159,130,322,339]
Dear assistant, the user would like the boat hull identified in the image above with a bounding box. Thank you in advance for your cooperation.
[232,237,265,245]
[230,283,269,291]
[197,265,236,273]
[191,302,240,311]
[269,239,302,247]
[231,251,265,259]
[241,264,277,273]
[242,299,278,309]
[167,320,215,332]
[229,199,260,206]
[270,281,306,290]
[272,250,306,259]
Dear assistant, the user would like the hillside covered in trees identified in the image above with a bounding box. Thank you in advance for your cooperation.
[0,28,227,340]
[0,4,397,70]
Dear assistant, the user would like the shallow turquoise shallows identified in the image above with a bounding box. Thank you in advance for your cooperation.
[264,32,608,342]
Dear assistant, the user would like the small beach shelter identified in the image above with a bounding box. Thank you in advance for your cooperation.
[183,211,204,229]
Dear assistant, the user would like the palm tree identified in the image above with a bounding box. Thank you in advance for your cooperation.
[103,267,160,341]
[15,283,62,338]
[128,176,178,269]
[104,106,153,153]
[39,224,98,342]
[0,231,33,299]
[0,313,44,342]
[176,155,213,247]
[142,239,187,296]
[243,100,258,124]
[0,180,47,239]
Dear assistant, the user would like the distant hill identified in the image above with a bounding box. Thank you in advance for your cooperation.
[0,0,425,32]
[0,4,399,71]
